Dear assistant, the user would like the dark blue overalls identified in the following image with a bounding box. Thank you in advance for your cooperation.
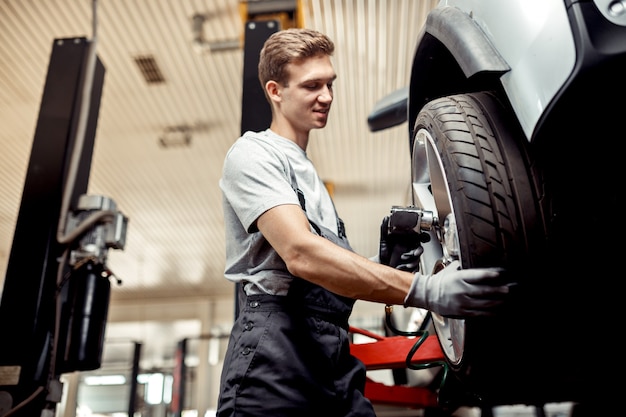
[216,220,377,417]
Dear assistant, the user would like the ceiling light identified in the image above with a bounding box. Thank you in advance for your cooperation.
[83,374,126,385]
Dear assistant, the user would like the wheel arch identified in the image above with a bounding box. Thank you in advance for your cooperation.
[407,6,511,150]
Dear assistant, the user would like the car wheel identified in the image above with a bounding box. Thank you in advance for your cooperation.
[410,92,546,403]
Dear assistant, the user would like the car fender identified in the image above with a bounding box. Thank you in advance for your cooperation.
[409,2,575,142]
[407,6,509,145]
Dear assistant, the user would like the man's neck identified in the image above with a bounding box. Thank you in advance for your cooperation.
[269,122,309,151]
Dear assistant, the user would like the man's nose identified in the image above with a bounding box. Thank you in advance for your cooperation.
[318,87,333,103]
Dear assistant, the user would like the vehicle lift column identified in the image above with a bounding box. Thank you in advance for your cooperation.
[0,37,127,417]
[235,1,300,314]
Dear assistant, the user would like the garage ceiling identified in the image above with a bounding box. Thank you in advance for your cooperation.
[0,0,436,367]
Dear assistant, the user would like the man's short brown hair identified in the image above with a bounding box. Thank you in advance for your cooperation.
[258,28,335,93]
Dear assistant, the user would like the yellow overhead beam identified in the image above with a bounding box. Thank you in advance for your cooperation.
[239,0,305,29]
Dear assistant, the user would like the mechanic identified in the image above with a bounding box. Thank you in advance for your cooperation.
[217,27,512,417]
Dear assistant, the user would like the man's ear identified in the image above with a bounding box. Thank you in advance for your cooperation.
[265,80,281,102]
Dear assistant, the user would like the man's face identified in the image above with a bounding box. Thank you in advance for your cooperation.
[279,54,336,133]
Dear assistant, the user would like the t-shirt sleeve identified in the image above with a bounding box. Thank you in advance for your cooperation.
[220,136,300,233]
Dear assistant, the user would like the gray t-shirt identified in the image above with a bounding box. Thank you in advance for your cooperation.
[219,129,339,295]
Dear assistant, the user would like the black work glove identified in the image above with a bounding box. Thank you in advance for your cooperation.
[379,215,426,272]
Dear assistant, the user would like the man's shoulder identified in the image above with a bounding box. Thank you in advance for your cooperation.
[224,132,291,180]
[240,129,267,140]
[228,131,270,156]
[230,130,292,160]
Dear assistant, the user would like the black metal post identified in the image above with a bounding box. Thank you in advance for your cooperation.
[127,342,142,417]
[170,338,188,417]
[0,37,104,416]
[234,20,279,320]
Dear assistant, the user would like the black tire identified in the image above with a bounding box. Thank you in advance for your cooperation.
[410,92,547,405]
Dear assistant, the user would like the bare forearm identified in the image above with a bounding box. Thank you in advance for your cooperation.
[256,204,412,304]
[284,234,412,304]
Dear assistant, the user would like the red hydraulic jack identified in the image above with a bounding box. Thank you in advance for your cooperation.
[349,309,446,409]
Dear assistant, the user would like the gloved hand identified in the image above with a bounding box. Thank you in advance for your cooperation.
[379,215,425,272]
[403,260,511,318]
[396,246,424,271]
